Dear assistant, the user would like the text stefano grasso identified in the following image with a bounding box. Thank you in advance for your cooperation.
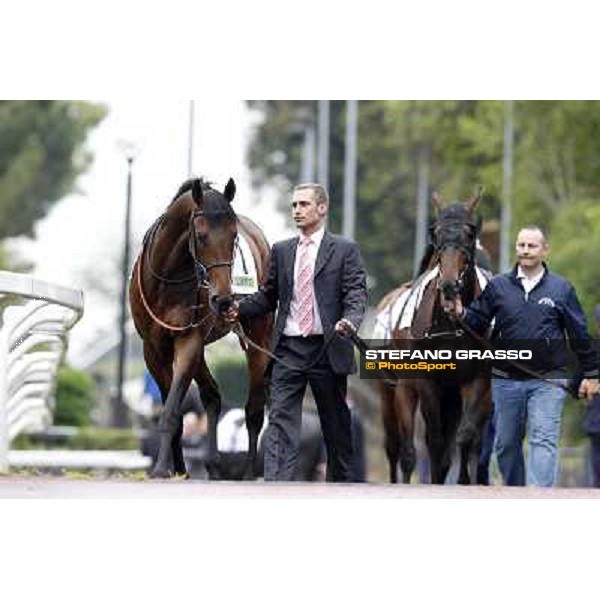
[364,349,533,361]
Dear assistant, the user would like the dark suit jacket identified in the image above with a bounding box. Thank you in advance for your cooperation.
[239,231,368,374]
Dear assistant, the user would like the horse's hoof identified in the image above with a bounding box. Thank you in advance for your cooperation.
[149,467,172,479]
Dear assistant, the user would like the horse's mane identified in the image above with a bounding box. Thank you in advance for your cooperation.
[417,244,436,276]
[169,177,213,205]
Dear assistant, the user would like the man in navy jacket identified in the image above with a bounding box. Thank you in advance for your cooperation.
[449,226,599,487]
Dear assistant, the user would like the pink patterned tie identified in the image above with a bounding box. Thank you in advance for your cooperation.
[296,237,314,336]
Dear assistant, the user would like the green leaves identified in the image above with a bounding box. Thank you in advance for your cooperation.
[547,199,600,325]
[0,101,107,240]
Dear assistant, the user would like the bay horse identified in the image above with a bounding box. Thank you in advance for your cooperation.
[130,177,273,479]
[377,190,492,484]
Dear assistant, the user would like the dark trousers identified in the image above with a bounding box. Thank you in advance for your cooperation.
[264,335,354,482]
[477,406,496,485]
[590,435,600,488]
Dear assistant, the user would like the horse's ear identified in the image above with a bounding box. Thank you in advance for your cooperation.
[466,185,484,212]
[191,179,204,207]
[432,191,443,214]
[223,178,236,203]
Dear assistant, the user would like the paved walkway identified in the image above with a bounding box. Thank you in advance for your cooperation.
[1,476,599,498]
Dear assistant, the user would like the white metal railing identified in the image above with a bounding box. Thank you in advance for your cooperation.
[0,271,84,472]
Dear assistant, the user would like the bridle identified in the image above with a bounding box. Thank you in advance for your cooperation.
[414,216,478,340]
[186,208,237,288]
[430,218,477,302]
[136,206,237,332]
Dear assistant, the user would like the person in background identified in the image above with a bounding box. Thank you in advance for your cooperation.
[571,304,600,487]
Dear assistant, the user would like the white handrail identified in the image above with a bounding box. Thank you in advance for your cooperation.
[0,271,83,314]
[0,272,84,472]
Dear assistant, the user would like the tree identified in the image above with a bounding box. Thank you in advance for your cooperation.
[547,198,600,323]
[0,101,107,241]
[246,100,501,299]
[245,100,600,303]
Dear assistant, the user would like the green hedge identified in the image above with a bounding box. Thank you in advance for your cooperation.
[54,367,96,426]
[12,427,139,450]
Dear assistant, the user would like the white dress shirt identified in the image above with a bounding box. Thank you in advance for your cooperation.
[284,226,325,336]
[517,265,545,298]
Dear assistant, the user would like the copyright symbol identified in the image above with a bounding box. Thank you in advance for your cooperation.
[366,362,375,370]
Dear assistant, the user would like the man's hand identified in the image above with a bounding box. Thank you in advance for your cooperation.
[223,302,240,325]
[579,378,600,402]
[335,318,356,338]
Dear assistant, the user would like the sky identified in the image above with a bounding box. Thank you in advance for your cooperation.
[12,100,293,365]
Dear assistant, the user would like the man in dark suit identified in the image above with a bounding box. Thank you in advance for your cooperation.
[227,183,367,482]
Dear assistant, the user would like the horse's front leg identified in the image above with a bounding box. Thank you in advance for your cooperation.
[397,381,418,484]
[150,335,198,479]
[171,418,186,476]
[242,316,271,480]
[380,381,400,484]
[420,382,452,484]
[456,380,491,484]
[196,358,222,480]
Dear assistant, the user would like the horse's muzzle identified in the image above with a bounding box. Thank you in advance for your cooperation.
[439,280,460,301]
[212,294,235,315]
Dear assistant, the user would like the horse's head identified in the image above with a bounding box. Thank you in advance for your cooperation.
[430,188,482,313]
[189,178,238,316]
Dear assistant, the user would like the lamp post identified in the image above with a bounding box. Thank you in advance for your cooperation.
[342,100,358,241]
[116,141,137,419]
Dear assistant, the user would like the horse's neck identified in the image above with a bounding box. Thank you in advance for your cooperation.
[416,264,478,335]
[409,270,438,338]
[157,201,190,269]
[150,201,194,275]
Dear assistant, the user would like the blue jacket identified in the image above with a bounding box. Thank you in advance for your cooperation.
[463,264,598,378]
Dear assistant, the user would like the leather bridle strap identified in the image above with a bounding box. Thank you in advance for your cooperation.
[233,323,399,387]
[232,323,339,374]
[188,209,235,285]
[136,253,209,332]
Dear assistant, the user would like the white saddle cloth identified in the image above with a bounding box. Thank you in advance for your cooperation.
[373,266,491,339]
[232,233,259,295]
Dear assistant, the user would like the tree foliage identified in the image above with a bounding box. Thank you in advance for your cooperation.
[547,199,600,322]
[0,101,106,241]
[246,101,600,319]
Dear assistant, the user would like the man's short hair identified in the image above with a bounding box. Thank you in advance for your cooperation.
[293,183,329,205]
[518,224,548,244]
